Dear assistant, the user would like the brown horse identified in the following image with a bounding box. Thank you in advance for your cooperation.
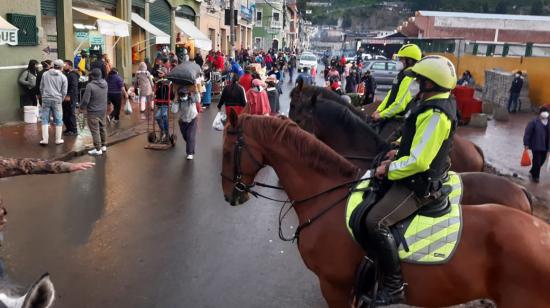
[288,89,531,214]
[291,85,485,173]
[220,114,550,308]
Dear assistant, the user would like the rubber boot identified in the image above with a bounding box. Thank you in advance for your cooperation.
[40,125,49,145]
[368,227,406,305]
[55,126,64,145]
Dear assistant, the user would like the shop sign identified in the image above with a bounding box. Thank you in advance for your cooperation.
[0,29,18,46]
[75,31,88,41]
[240,5,252,21]
[89,34,104,46]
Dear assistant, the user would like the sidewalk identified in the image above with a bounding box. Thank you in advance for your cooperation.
[0,104,147,161]
[459,112,550,218]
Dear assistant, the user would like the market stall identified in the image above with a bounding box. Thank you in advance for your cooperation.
[72,7,130,64]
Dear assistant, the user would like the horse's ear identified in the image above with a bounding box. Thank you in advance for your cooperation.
[296,78,304,91]
[311,93,317,107]
[22,273,55,308]
[228,108,239,128]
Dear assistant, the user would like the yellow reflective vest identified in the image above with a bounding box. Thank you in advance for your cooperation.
[388,92,453,180]
[376,73,416,119]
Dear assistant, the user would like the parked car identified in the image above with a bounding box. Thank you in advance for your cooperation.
[298,53,318,72]
[361,60,398,88]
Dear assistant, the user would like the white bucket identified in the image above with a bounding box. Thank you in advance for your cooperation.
[23,106,38,124]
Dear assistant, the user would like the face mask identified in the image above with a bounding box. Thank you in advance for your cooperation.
[515,74,520,78]
[410,81,420,97]
[396,61,404,71]
[541,112,549,119]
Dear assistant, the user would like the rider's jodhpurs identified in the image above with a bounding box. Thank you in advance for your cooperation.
[364,183,421,230]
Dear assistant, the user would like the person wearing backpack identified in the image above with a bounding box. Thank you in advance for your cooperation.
[362,70,377,105]
[296,66,314,86]
[19,60,39,106]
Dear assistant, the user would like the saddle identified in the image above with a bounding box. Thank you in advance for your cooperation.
[345,172,464,306]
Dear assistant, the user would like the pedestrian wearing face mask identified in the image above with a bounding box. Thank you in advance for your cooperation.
[372,44,422,122]
[523,106,550,183]
[508,71,524,113]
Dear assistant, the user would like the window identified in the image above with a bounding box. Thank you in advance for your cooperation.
[387,62,397,71]
[273,12,280,22]
[255,10,262,26]
[371,62,386,70]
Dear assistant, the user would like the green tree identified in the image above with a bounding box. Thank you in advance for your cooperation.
[495,0,508,13]
[530,0,544,15]
[482,1,490,12]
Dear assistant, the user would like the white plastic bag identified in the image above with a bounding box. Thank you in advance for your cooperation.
[212,111,226,131]
[171,101,180,114]
[124,99,133,115]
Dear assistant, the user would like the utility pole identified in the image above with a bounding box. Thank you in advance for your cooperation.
[229,0,236,58]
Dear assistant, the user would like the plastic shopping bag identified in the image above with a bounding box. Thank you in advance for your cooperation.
[212,111,226,131]
[124,99,133,115]
[171,101,180,114]
[521,149,531,167]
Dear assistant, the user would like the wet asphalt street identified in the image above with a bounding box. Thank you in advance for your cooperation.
[0,76,328,308]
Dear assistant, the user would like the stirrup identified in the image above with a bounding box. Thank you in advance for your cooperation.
[362,283,406,307]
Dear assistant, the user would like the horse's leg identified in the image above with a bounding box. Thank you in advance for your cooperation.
[318,278,352,308]
[460,172,532,214]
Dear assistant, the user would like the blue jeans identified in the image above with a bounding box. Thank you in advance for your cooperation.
[155,105,169,134]
[40,99,63,126]
[508,92,520,112]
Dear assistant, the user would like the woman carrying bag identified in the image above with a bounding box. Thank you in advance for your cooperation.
[19,60,39,106]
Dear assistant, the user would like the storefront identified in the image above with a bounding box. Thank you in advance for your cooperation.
[72,6,130,66]
[175,17,212,59]
[131,12,170,66]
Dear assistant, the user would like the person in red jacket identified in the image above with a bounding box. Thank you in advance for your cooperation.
[239,66,253,93]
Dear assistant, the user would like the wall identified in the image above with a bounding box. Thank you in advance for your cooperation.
[415,15,550,43]
[0,0,43,123]
[433,52,550,106]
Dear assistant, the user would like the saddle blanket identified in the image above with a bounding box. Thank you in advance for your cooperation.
[345,171,463,265]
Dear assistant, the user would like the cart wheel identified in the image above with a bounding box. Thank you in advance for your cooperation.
[148,132,157,143]
[169,134,177,146]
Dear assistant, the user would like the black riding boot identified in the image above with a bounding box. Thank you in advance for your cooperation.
[368,227,406,305]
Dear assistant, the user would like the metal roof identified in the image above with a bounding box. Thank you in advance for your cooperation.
[418,10,550,22]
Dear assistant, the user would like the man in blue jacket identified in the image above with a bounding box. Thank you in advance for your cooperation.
[508,70,524,113]
[523,106,550,182]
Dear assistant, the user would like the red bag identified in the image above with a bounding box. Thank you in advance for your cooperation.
[521,149,532,167]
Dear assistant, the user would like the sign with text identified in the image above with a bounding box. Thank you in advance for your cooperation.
[0,29,18,46]
[75,31,88,41]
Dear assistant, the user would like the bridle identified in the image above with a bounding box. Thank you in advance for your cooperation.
[220,127,265,195]
[220,126,373,242]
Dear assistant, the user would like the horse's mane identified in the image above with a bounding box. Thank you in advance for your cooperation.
[315,97,386,147]
[291,86,368,121]
[239,115,358,178]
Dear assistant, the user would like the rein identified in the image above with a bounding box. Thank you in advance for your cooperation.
[221,127,372,242]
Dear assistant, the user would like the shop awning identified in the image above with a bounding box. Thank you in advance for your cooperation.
[73,7,130,37]
[175,17,212,50]
[0,15,18,46]
[131,13,170,45]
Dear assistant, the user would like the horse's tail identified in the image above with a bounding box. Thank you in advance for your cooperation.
[473,143,486,171]
[521,187,534,215]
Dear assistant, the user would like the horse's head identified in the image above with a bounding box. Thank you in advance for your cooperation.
[0,273,55,308]
[221,110,266,206]
[289,82,318,133]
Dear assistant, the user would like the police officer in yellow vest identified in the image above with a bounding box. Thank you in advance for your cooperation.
[372,44,422,123]
[364,55,458,305]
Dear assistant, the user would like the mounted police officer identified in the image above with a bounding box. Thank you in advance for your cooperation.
[364,55,458,305]
[371,44,422,135]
